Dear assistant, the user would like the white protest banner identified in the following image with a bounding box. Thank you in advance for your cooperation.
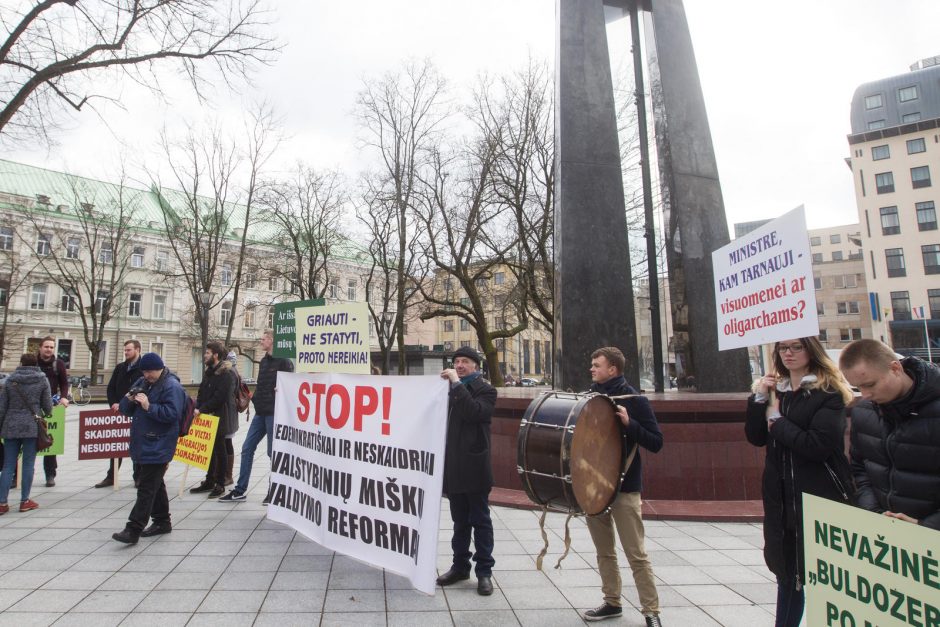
[267,372,448,594]
[712,206,818,350]
[294,302,371,374]
[802,494,940,627]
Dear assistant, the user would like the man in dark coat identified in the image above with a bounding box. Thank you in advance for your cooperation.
[190,341,238,498]
[113,352,187,544]
[435,346,497,596]
[96,339,142,488]
[841,339,940,530]
[582,347,663,627]
[36,336,68,487]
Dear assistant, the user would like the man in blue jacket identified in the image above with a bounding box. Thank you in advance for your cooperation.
[113,352,187,544]
[583,347,664,627]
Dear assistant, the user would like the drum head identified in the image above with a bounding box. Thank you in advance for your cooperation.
[569,396,623,515]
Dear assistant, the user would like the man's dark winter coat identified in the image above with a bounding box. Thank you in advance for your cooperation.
[120,370,187,464]
[196,360,239,437]
[107,358,141,406]
[251,354,294,415]
[443,375,497,495]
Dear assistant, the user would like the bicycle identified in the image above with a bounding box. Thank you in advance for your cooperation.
[68,375,92,406]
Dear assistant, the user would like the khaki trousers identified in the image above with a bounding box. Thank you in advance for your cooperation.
[585,491,659,614]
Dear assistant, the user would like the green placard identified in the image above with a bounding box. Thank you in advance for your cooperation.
[37,405,65,456]
[273,298,325,358]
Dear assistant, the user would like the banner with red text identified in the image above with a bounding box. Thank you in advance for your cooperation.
[267,372,448,594]
[78,410,131,460]
[712,206,819,350]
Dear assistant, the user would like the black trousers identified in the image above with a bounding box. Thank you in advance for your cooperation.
[127,463,170,531]
[448,490,495,577]
[104,458,140,482]
[44,455,56,477]
[206,430,228,486]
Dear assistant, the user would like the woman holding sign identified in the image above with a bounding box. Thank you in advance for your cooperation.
[746,337,854,627]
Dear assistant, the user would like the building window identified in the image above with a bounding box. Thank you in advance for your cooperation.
[819,329,828,343]
[814,276,822,290]
[868,120,886,130]
[494,272,505,285]
[891,291,911,320]
[880,206,900,235]
[865,94,883,109]
[98,242,113,264]
[871,145,890,161]
[220,262,233,287]
[152,291,167,320]
[244,267,256,289]
[0,226,12,251]
[268,274,278,292]
[128,292,142,317]
[886,248,906,277]
[846,274,858,288]
[830,234,841,244]
[443,320,453,332]
[95,290,109,314]
[837,301,860,315]
[840,328,851,342]
[837,302,847,315]
[347,279,357,301]
[327,282,337,299]
[30,284,46,309]
[912,166,931,189]
[903,112,921,123]
[459,319,469,331]
[907,138,927,154]
[898,85,918,102]
[0,282,7,307]
[131,246,145,268]
[849,248,863,260]
[460,297,471,308]
[460,340,471,348]
[817,302,825,315]
[244,307,255,329]
[832,251,843,261]
[917,201,937,231]
[922,244,940,275]
[36,232,51,256]
[875,172,894,194]
[155,250,169,271]
[66,237,80,259]
[810,236,821,246]
[852,328,862,340]
[929,289,940,319]
[812,253,823,264]
[60,290,77,312]
[220,301,232,326]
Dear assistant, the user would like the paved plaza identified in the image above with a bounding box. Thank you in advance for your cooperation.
[0,404,780,626]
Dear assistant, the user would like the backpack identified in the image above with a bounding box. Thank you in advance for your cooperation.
[179,395,197,437]
[234,375,251,413]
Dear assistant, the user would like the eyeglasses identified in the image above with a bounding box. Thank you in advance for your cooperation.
[777,343,805,354]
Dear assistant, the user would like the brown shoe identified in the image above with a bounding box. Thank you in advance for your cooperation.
[0,503,8,515]
[19,499,39,512]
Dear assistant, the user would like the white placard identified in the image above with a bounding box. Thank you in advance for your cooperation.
[712,206,819,350]
[268,372,448,594]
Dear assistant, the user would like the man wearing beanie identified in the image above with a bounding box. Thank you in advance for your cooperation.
[113,352,187,544]
[436,346,497,596]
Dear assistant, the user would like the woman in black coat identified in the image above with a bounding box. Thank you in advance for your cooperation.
[746,336,854,627]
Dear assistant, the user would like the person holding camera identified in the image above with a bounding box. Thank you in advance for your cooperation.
[112,352,187,544]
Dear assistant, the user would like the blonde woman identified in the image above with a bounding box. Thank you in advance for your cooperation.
[746,336,854,627]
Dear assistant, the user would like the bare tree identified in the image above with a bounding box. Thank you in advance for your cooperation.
[18,177,139,380]
[356,60,447,374]
[0,213,37,365]
[0,0,279,145]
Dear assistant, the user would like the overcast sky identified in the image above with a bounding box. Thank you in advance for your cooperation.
[5,0,940,232]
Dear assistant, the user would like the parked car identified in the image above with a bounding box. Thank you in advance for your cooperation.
[520,378,538,387]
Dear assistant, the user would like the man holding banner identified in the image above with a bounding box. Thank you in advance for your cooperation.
[112,353,187,544]
[840,339,940,530]
[435,346,497,596]
[95,339,141,488]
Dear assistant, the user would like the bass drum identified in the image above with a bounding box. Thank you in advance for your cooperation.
[517,392,626,515]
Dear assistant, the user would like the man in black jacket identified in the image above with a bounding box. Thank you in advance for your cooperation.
[435,346,497,596]
[220,331,293,503]
[36,336,68,487]
[840,339,940,530]
[583,347,663,627]
[95,339,141,488]
[190,341,238,498]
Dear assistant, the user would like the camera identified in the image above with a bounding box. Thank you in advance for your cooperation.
[126,386,147,401]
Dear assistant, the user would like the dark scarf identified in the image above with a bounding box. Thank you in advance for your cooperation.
[594,375,627,395]
[460,371,482,386]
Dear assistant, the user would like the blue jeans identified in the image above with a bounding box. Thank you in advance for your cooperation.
[235,414,273,494]
[775,576,805,627]
[0,438,37,503]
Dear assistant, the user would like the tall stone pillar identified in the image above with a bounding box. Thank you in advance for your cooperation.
[554,0,640,391]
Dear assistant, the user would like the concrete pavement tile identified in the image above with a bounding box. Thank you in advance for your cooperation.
[270,571,329,590]
[286,540,333,556]
[673,549,740,566]
[323,588,386,612]
[647,550,692,566]
[51,612,126,626]
[248,529,295,543]
[137,540,199,556]
[185,612,256,626]
[443,586,511,611]
[173,555,232,573]
[559,585,605,609]
[723,548,767,566]
[44,541,111,555]
[202,528,254,542]
[278,555,333,572]
[171,518,218,530]
[0,588,32,611]
[259,589,326,612]
[673,584,752,606]
[451,610,521,626]
[155,572,220,590]
[384,571,419,590]
[385,588,448,611]
[703,603,775,626]
[537,552,591,569]
[649,565,716,585]
[728,582,778,604]
[70,555,134,572]
[515,608,590,626]
[698,535,761,550]
[387,611,453,627]
[0,527,34,540]
[41,570,112,590]
[649,535,711,551]
[120,554,183,572]
[253,613,322,627]
[9,589,89,612]
[197,590,266,613]
[71,590,148,613]
[492,569,553,588]
[0,570,57,589]
[500,586,572,610]
[544,566,602,588]
[328,569,384,589]
[331,555,377,572]
[14,553,84,571]
[150,528,208,542]
[0,552,34,570]
[119,612,191,626]
[648,584,697,607]
[189,540,244,556]
[0,612,64,626]
[700,565,773,584]
[97,571,166,591]
[237,541,289,556]
[22,527,79,541]
[226,554,283,571]
[320,612,385,626]
[212,570,276,590]
[135,589,207,613]
[658,605,722,625]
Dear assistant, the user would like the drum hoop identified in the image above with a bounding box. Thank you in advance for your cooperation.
[517,391,556,507]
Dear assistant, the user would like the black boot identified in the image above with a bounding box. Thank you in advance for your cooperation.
[141,522,172,537]
[189,480,213,494]
[225,455,234,486]
[112,527,140,544]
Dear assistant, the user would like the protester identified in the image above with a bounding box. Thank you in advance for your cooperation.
[96,339,141,488]
[220,330,293,503]
[190,341,238,498]
[435,346,497,596]
[0,354,53,514]
[582,347,663,626]
[36,336,68,486]
[840,339,940,530]
[113,352,187,544]
[747,337,854,627]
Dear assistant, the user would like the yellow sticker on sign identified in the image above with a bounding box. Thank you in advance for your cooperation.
[173,413,219,471]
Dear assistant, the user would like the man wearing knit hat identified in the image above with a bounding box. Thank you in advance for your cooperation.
[113,352,187,544]
[436,346,497,596]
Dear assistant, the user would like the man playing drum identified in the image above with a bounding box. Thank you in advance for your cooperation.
[583,347,664,626]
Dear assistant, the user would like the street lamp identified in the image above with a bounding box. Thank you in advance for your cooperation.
[198,291,214,349]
